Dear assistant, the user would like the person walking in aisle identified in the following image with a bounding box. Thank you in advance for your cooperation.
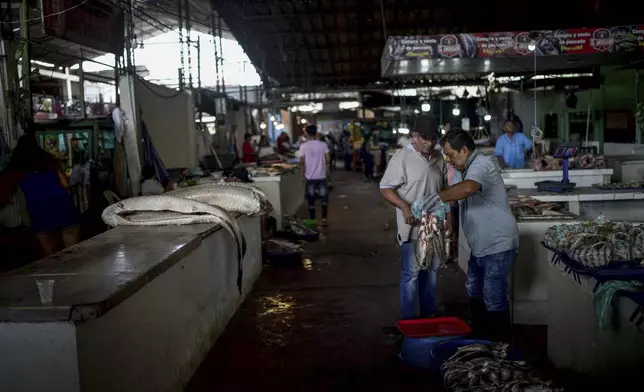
[414,130,519,341]
[380,116,451,319]
[299,125,330,225]
[361,130,379,181]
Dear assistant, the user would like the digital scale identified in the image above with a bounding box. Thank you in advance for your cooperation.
[535,142,579,193]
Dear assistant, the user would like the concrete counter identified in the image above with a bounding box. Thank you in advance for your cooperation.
[516,187,644,221]
[547,251,644,376]
[502,168,612,189]
[0,216,262,392]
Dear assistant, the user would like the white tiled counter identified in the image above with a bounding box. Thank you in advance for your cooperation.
[516,187,644,221]
[502,168,612,189]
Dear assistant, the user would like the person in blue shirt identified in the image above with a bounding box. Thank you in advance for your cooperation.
[494,120,533,169]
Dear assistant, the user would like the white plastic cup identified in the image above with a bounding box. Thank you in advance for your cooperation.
[36,279,55,305]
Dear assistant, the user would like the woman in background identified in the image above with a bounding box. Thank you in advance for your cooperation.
[0,135,81,257]
[242,133,256,163]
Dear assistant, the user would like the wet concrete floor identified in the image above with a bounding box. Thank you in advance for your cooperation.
[186,171,468,391]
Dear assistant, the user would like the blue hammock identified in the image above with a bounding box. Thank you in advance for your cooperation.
[141,121,170,187]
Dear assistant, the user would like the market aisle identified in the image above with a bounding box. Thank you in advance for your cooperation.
[185,170,469,392]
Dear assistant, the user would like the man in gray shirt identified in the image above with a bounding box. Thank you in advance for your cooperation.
[380,116,451,319]
[418,130,518,341]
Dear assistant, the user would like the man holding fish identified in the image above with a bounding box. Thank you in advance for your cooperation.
[415,130,519,342]
[379,116,451,319]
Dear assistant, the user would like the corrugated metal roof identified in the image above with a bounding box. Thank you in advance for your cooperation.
[214,0,638,88]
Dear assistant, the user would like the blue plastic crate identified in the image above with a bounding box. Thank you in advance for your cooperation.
[399,336,461,372]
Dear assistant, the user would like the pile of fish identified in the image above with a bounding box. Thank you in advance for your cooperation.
[416,212,451,268]
[509,197,567,218]
[594,180,644,190]
[442,343,563,392]
[101,183,271,292]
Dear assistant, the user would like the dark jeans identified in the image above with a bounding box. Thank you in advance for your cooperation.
[344,153,352,171]
[362,152,374,180]
[400,241,439,319]
[306,179,328,219]
[466,250,516,312]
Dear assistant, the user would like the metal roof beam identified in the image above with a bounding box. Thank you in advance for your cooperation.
[259,44,382,52]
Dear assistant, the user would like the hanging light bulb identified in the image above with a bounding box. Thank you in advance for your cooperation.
[528,42,536,51]
[421,102,431,112]
[300,118,308,124]
[260,122,267,130]
[270,115,276,122]
[484,114,492,121]
[414,109,420,114]
[452,107,461,116]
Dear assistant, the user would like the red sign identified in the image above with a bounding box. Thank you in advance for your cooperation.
[387,26,644,60]
[42,0,124,54]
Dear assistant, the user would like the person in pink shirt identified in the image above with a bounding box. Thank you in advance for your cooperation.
[299,125,330,224]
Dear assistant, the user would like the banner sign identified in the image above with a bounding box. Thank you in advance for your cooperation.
[317,120,345,136]
[42,0,125,54]
[385,26,644,60]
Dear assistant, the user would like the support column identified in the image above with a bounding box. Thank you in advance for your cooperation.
[79,49,86,118]
[636,71,642,145]
[19,0,31,129]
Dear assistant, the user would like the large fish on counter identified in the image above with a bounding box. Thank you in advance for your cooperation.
[416,212,451,269]
[102,195,246,292]
[166,183,272,216]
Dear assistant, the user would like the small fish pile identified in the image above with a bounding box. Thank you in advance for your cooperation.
[416,212,451,268]
[442,343,563,392]
[509,197,566,218]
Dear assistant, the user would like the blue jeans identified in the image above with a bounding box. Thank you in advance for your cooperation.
[400,241,439,319]
[466,250,516,312]
[306,179,328,207]
[363,153,374,179]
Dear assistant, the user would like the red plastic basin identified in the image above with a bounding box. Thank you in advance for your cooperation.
[396,317,471,338]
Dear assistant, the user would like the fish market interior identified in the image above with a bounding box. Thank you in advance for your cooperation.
[1,0,644,391]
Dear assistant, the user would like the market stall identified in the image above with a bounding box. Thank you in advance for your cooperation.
[0,216,262,392]
[249,164,304,231]
[540,218,644,375]
[517,186,644,221]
